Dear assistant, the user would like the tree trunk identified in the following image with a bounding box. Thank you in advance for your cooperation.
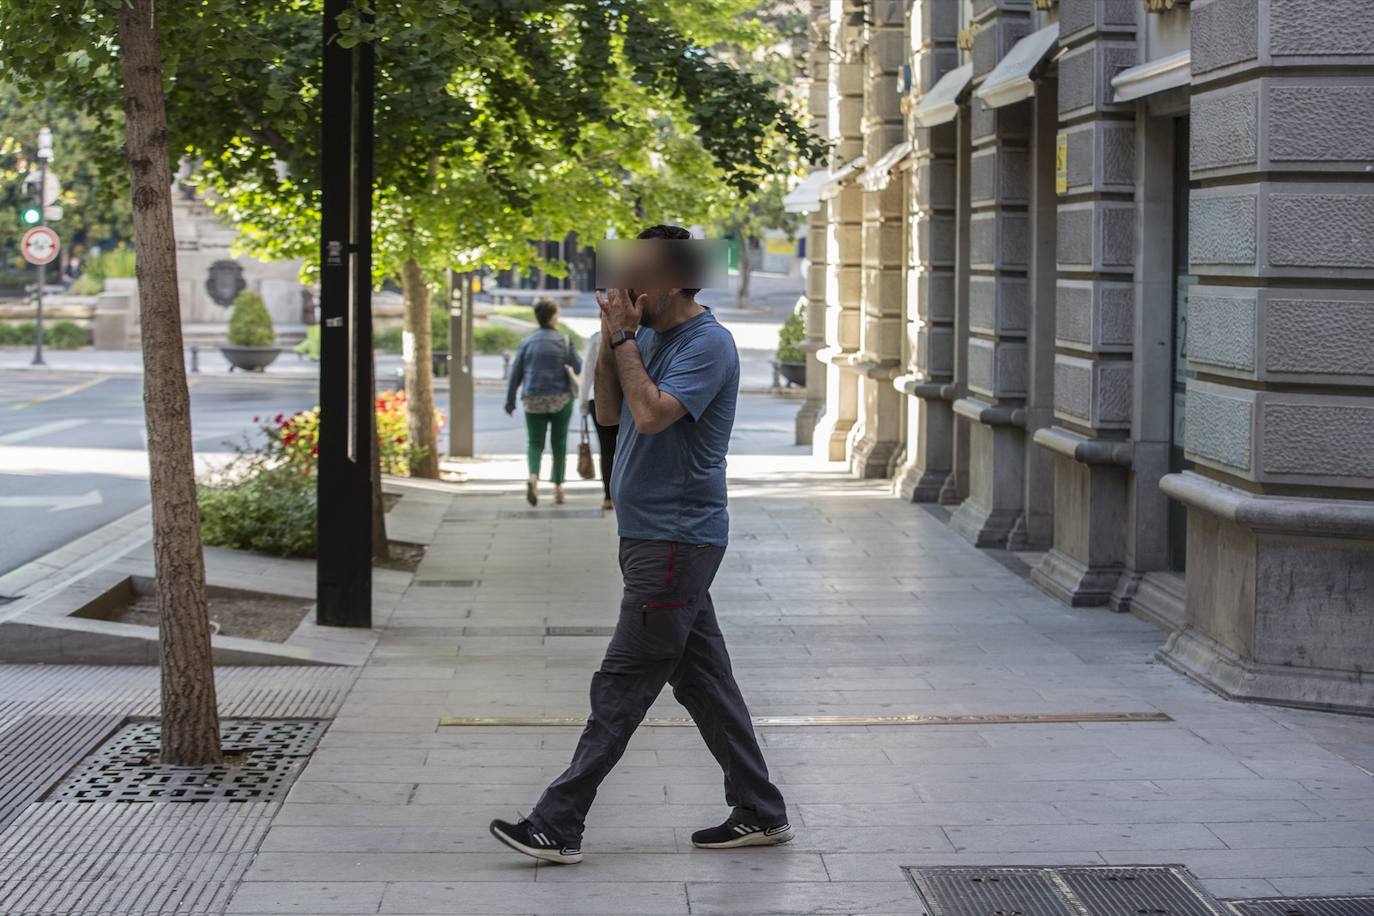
[736,234,752,311]
[400,257,439,478]
[117,0,221,767]
[370,352,389,563]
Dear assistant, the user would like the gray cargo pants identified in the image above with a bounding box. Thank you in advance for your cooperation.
[529,537,788,844]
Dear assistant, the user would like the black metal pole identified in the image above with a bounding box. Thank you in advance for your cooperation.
[32,158,47,366]
[317,0,372,627]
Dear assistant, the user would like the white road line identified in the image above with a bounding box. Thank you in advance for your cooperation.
[0,490,103,512]
[0,419,88,444]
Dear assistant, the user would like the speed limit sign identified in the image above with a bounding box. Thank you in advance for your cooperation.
[20,226,60,266]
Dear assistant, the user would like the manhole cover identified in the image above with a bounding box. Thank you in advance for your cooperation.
[414,579,479,587]
[905,866,1078,916]
[1231,898,1374,916]
[498,509,605,519]
[46,718,328,803]
[1057,866,1230,916]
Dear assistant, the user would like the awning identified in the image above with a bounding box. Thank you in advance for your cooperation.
[858,141,913,191]
[782,170,830,214]
[818,155,867,201]
[1111,49,1190,103]
[974,24,1059,109]
[912,63,973,127]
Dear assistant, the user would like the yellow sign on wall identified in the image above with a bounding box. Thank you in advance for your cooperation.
[1056,132,1068,195]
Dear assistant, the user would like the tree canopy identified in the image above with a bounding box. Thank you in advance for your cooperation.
[0,0,827,281]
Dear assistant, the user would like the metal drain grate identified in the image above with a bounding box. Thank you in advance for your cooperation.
[1056,866,1231,916]
[905,866,1233,916]
[499,508,606,519]
[414,578,480,587]
[46,718,328,803]
[905,866,1079,916]
[1231,898,1374,916]
[545,626,615,636]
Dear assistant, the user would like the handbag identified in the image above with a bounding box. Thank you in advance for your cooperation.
[577,413,596,480]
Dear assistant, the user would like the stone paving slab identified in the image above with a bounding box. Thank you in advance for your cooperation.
[211,456,1374,913]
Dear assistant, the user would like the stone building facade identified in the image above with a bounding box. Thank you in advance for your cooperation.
[795,0,1374,712]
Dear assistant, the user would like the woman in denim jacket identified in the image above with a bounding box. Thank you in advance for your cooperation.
[505,299,582,505]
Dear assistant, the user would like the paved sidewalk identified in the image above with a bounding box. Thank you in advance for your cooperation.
[224,456,1374,915]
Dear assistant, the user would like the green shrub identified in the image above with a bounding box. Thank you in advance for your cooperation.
[90,246,136,281]
[776,301,805,363]
[227,290,275,347]
[46,320,89,349]
[68,273,103,296]
[431,307,449,352]
[198,465,316,558]
[374,325,404,353]
[474,325,524,355]
[0,321,36,346]
[294,324,321,360]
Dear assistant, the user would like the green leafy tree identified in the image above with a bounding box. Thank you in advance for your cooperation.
[0,85,133,271]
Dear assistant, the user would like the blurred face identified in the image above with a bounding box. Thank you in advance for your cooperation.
[623,246,674,325]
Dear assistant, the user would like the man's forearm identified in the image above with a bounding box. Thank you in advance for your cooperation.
[594,341,623,426]
[613,341,679,434]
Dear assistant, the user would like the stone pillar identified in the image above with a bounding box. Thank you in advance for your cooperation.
[1158,0,1374,711]
[813,0,865,462]
[894,0,962,501]
[848,0,908,478]
[796,0,831,446]
[949,0,1033,547]
[1029,0,1138,603]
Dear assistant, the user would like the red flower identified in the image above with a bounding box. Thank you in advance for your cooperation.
[274,414,284,424]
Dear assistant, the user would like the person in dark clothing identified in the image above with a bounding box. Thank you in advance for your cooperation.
[490,225,790,865]
[579,329,619,510]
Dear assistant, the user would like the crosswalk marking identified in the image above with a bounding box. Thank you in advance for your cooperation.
[0,419,88,444]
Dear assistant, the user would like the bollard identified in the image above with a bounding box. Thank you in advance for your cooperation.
[502,350,512,380]
[189,342,199,373]
[771,362,780,389]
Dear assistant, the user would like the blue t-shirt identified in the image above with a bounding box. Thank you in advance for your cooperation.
[610,309,739,547]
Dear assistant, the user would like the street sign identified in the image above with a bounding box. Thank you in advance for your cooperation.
[20,226,60,266]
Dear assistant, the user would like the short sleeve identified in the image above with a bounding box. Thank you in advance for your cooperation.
[655,328,737,421]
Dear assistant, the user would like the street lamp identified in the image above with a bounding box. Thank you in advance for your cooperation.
[31,126,53,367]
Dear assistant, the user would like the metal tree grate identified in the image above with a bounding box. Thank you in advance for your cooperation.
[905,866,1079,916]
[45,718,328,803]
[905,865,1234,916]
[1230,898,1374,916]
[1056,866,1231,916]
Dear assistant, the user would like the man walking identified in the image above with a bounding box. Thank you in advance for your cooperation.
[489,225,791,864]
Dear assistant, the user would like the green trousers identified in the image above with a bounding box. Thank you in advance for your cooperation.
[525,399,574,484]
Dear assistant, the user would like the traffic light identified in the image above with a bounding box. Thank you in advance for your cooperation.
[21,206,41,225]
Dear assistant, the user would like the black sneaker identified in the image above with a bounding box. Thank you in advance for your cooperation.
[489,817,582,864]
[691,817,795,849]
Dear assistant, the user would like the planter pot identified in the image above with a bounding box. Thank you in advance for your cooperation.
[432,350,450,377]
[776,359,806,388]
[220,345,282,372]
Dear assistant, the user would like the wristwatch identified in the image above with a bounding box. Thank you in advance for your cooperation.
[608,329,637,349]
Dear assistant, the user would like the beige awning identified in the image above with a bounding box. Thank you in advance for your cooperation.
[818,156,867,201]
[912,63,973,127]
[974,24,1059,109]
[782,170,830,214]
[858,141,913,192]
[1111,50,1191,103]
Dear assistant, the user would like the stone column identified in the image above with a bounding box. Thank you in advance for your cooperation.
[796,0,831,446]
[849,0,908,478]
[1029,0,1138,603]
[1159,0,1374,711]
[894,0,962,501]
[949,0,1033,547]
[813,0,865,462]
